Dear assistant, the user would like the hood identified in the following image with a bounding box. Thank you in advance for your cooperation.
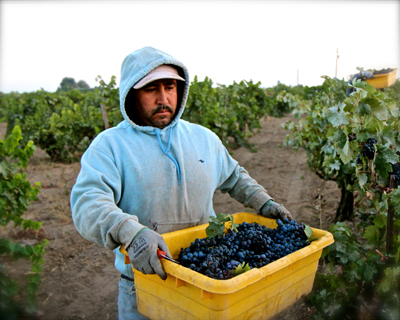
[119,46,190,132]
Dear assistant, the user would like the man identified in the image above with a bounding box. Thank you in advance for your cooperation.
[70,46,292,319]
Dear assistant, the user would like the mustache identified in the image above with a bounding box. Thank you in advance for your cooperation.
[151,105,173,115]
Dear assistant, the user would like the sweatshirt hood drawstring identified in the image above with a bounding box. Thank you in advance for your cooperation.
[155,127,181,185]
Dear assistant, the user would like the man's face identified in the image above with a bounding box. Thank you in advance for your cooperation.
[134,79,178,129]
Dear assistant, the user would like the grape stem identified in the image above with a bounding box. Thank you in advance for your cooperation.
[316,190,323,230]
[375,249,388,261]
[368,158,376,184]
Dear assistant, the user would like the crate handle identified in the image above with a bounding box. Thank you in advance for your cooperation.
[201,289,212,300]
[176,278,186,288]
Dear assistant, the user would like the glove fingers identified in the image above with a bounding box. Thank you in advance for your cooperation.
[271,210,280,219]
[141,260,155,275]
[281,212,290,220]
[279,207,293,221]
[277,208,288,220]
[150,254,167,280]
[286,212,293,221]
[158,238,172,259]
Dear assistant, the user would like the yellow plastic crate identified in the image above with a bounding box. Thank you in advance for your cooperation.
[120,212,334,319]
[366,68,398,88]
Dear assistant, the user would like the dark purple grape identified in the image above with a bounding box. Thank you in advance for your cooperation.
[348,133,357,142]
[178,218,310,280]
[359,137,378,160]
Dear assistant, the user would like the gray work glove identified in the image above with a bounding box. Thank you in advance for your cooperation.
[260,200,293,221]
[127,228,172,280]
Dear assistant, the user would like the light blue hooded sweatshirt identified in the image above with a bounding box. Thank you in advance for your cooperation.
[70,47,272,278]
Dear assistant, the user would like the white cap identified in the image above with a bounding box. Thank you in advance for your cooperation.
[133,65,185,89]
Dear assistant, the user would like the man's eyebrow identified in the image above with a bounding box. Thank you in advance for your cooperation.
[164,80,177,85]
[142,79,176,89]
[142,83,157,89]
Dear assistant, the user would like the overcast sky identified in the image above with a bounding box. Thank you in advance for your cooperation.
[0,0,399,93]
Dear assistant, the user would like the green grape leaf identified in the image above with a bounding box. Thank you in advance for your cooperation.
[333,128,347,148]
[382,125,400,147]
[373,213,386,228]
[340,255,348,264]
[375,152,393,180]
[358,173,368,187]
[365,84,376,95]
[379,273,393,293]
[385,97,398,112]
[363,264,377,282]
[364,116,385,133]
[364,97,388,121]
[356,102,371,116]
[327,103,349,127]
[206,213,237,238]
[329,161,341,171]
[232,262,251,276]
[304,224,319,242]
[338,140,353,164]
[304,224,313,238]
[206,220,225,239]
[217,213,228,222]
[230,220,239,233]
[379,147,399,164]
[0,163,8,177]
[391,188,400,207]
[335,241,347,253]
[363,225,380,243]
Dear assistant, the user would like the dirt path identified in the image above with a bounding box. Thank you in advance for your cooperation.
[0,115,340,320]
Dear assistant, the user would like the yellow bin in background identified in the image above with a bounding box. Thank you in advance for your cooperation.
[121,212,334,320]
[366,68,398,88]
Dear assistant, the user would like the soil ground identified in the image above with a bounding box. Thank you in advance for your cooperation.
[0,114,340,320]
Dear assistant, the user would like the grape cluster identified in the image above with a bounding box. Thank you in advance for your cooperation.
[348,133,357,142]
[356,154,362,165]
[178,219,309,280]
[361,137,378,160]
[373,68,394,75]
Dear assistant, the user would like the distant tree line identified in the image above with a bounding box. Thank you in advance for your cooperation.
[57,77,91,92]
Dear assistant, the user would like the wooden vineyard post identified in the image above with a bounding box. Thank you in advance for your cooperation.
[387,174,395,258]
[100,104,109,129]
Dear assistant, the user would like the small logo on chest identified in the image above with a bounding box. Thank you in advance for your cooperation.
[199,159,205,163]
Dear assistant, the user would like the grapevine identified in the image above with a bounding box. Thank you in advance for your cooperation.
[283,75,400,319]
[0,126,47,315]
[0,76,296,162]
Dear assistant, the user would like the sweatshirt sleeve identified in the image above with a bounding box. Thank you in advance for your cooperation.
[215,143,272,212]
[70,145,146,250]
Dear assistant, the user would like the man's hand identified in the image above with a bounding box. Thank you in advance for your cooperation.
[127,228,172,280]
[260,200,293,221]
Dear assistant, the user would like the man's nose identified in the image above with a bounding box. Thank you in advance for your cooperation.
[156,87,168,105]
